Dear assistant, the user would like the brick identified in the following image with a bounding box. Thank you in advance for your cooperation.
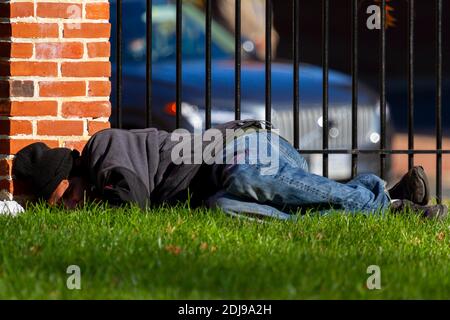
[86,3,110,20]
[12,43,34,58]
[12,81,34,98]
[0,23,12,39]
[39,81,86,97]
[62,101,111,118]
[0,159,12,176]
[0,82,7,98]
[0,179,12,193]
[61,62,111,77]
[36,42,84,59]
[11,2,34,18]
[11,81,34,98]
[37,120,84,136]
[87,42,110,58]
[0,43,34,59]
[0,101,9,115]
[1,61,51,78]
[9,61,58,77]
[11,23,59,39]
[0,160,10,176]
[0,81,10,98]
[63,23,110,38]
[0,139,59,155]
[0,61,10,77]
[37,3,82,19]
[88,121,110,135]
[63,140,88,152]
[0,4,10,18]
[0,80,34,98]
[0,43,9,58]
[88,81,111,97]
[0,101,58,117]
[0,3,34,19]
[0,120,33,135]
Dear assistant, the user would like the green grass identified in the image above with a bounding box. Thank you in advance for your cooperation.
[1,202,450,299]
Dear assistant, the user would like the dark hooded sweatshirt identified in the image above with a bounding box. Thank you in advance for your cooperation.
[80,120,265,209]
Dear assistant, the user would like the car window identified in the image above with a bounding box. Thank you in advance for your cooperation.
[111,2,235,63]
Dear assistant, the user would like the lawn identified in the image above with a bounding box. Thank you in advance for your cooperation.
[1,202,450,299]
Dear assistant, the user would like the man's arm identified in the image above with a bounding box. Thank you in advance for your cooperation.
[101,167,150,210]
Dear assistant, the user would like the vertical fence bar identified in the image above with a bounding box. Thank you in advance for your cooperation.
[265,0,272,125]
[235,0,241,120]
[293,0,300,149]
[407,0,414,170]
[116,0,123,129]
[146,0,152,127]
[205,0,212,129]
[322,0,329,178]
[379,0,387,179]
[351,0,358,178]
[436,0,442,203]
[176,0,182,129]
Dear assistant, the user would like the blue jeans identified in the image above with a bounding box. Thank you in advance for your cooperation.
[207,131,390,219]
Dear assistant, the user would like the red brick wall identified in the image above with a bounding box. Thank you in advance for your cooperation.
[0,0,111,196]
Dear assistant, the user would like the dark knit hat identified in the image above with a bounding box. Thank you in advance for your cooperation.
[13,143,74,200]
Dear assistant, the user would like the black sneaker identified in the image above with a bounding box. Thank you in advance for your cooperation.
[388,166,430,205]
[390,199,448,220]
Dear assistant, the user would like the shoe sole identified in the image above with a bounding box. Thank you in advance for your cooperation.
[438,205,448,220]
[415,166,430,206]
[425,205,448,221]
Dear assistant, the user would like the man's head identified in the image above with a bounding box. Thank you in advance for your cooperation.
[13,142,88,208]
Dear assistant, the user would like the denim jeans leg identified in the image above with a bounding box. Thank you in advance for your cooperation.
[345,173,391,210]
[207,190,294,220]
[220,131,391,214]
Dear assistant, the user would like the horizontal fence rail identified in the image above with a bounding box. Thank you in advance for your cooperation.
[113,0,449,203]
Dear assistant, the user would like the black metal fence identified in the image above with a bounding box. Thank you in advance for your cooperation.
[113,0,448,203]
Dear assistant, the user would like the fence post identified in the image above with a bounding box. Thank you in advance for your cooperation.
[0,0,111,197]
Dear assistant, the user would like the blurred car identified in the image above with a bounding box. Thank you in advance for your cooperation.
[111,0,393,180]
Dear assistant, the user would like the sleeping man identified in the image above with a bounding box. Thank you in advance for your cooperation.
[12,120,447,220]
